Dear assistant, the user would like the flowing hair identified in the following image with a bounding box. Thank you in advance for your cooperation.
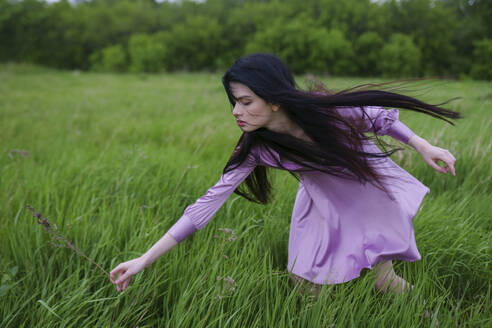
[222,53,462,204]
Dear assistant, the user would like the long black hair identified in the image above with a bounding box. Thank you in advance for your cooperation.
[222,53,461,204]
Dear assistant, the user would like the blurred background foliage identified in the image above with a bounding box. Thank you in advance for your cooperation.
[0,0,491,79]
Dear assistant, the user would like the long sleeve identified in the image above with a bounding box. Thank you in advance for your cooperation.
[167,150,257,243]
[335,106,415,144]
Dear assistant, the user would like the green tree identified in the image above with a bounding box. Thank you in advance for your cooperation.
[246,16,354,75]
[163,15,225,71]
[384,0,457,76]
[219,0,297,70]
[128,33,166,73]
[0,0,490,78]
[379,33,421,77]
[470,39,492,80]
[89,44,127,72]
[354,31,384,76]
[439,0,492,76]
[318,29,356,76]
[316,0,374,40]
[0,0,49,63]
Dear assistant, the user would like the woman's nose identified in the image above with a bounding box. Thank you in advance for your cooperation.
[232,104,241,117]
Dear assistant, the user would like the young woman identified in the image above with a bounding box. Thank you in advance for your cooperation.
[110,53,460,298]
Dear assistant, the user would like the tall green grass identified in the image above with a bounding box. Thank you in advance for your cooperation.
[1,64,490,327]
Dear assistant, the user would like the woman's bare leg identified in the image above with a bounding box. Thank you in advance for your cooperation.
[288,260,413,299]
[373,260,413,294]
[374,261,436,321]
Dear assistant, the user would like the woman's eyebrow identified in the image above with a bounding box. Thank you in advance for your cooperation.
[234,95,252,100]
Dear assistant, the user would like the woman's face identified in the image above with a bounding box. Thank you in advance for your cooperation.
[229,81,279,132]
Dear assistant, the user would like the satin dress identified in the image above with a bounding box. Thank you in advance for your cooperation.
[168,106,430,285]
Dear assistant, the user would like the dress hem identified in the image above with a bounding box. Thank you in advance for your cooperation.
[287,184,430,286]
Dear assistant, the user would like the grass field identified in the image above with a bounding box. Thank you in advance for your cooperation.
[0,63,490,327]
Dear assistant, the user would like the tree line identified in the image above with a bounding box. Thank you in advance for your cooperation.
[0,0,490,79]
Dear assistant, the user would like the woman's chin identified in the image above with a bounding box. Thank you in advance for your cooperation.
[240,127,256,133]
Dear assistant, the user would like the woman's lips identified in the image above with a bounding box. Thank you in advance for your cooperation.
[237,120,246,127]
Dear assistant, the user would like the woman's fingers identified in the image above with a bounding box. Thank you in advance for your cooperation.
[429,159,447,174]
[446,161,456,176]
[110,265,124,284]
[110,258,145,292]
[110,264,131,292]
[431,153,456,176]
[115,270,131,285]
[122,279,130,291]
[422,146,457,176]
[115,273,128,292]
[445,150,456,162]
[116,276,131,292]
[440,150,456,176]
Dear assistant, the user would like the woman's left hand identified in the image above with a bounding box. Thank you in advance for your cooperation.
[420,144,456,175]
[408,135,456,176]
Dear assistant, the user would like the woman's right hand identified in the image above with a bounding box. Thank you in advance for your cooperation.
[109,232,179,292]
[110,257,147,292]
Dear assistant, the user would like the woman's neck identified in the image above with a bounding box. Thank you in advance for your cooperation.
[266,109,313,143]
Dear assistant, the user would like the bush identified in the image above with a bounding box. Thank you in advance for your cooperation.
[379,33,421,77]
[355,32,383,76]
[127,33,166,73]
[470,39,492,80]
[245,16,354,75]
[89,44,127,72]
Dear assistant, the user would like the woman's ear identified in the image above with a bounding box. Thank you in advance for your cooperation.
[271,104,280,112]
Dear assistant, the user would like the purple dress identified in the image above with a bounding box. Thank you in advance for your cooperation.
[168,106,430,285]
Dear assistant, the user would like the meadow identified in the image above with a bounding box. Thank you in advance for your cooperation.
[0,64,490,327]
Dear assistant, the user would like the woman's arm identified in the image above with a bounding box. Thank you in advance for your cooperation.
[166,151,258,243]
[141,233,178,266]
[336,106,457,175]
[335,106,415,144]
[110,150,258,292]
